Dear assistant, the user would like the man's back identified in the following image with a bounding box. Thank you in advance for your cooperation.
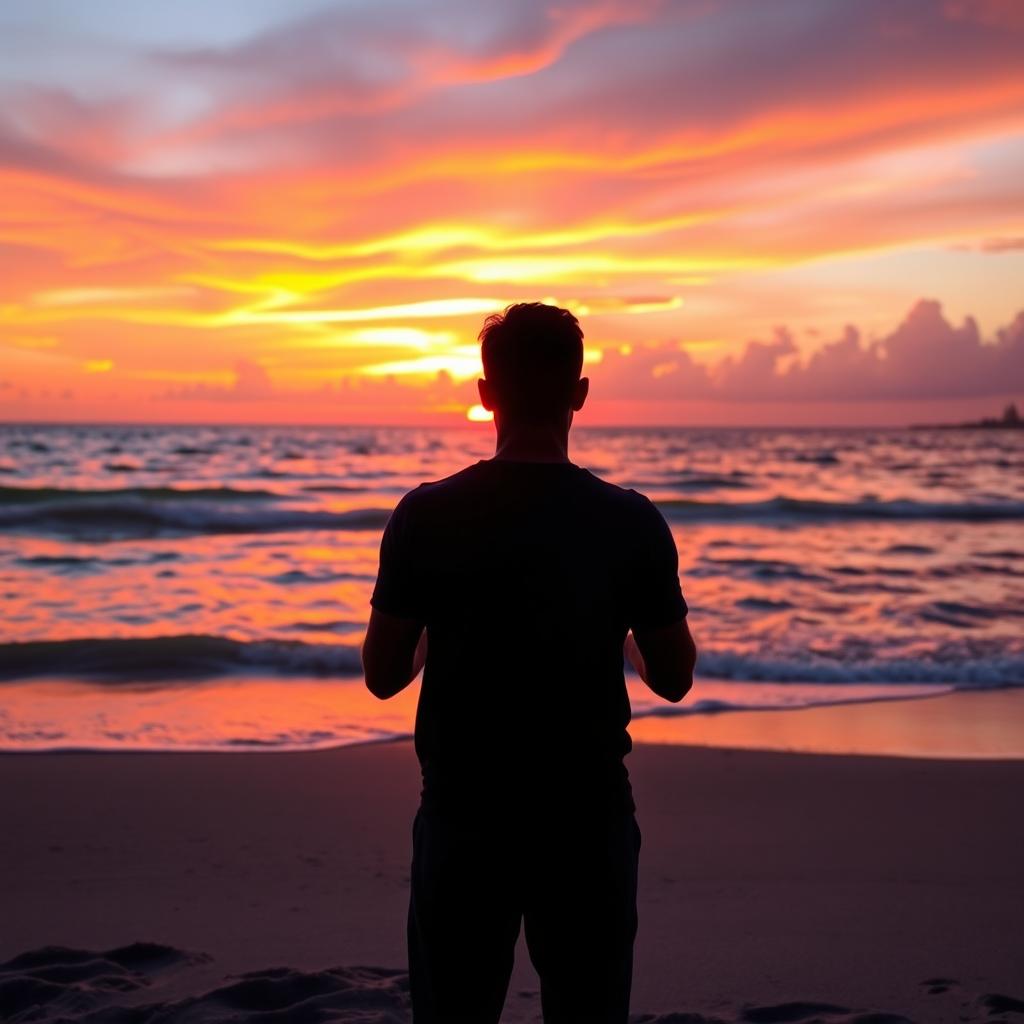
[371,457,687,816]
[362,302,695,1023]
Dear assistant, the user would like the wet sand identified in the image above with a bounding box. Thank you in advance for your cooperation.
[2,690,1023,1023]
[630,685,1024,758]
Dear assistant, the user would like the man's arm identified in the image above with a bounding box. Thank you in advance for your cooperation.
[362,608,426,700]
[365,489,427,699]
[625,618,697,704]
[624,494,695,703]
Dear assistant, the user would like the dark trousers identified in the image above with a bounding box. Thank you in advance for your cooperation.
[408,803,641,1023]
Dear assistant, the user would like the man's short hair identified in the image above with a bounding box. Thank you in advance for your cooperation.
[479,302,584,418]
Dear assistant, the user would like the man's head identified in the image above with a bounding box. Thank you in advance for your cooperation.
[477,302,589,423]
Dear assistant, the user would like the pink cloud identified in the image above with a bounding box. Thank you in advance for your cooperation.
[589,301,1024,403]
[973,237,1024,253]
[944,0,1024,29]
[159,358,273,403]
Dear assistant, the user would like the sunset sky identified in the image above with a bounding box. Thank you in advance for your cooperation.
[1,0,1022,425]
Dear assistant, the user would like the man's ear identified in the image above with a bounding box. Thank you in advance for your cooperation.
[477,378,495,411]
[571,376,589,412]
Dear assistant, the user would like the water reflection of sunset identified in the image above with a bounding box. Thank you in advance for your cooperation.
[3,423,1021,753]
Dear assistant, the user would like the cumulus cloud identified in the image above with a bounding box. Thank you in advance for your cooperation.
[972,237,1024,253]
[774,302,1023,401]
[159,358,273,402]
[161,299,1022,409]
[588,301,1024,403]
[156,357,471,415]
[943,0,1024,29]
[231,359,272,399]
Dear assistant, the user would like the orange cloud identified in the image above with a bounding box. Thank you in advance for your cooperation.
[1,0,1022,424]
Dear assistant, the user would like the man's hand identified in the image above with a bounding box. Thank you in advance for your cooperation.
[362,607,426,699]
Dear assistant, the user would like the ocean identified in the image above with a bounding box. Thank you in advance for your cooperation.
[1,422,1022,752]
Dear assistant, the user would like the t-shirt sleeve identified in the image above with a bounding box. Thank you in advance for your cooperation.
[369,492,425,621]
[627,495,688,631]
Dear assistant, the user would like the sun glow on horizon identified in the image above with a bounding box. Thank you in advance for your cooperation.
[466,404,493,423]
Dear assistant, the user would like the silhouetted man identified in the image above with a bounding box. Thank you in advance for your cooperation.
[362,302,696,1023]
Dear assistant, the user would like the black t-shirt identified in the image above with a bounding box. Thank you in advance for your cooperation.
[370,457,687,817]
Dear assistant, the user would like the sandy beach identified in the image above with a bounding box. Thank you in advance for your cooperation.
[2,690,1023,1023]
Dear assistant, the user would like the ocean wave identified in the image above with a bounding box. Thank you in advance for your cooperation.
[734,597,796,611]
[657,495,1024,523]
[695,650,1024,687]
[0,635,364,683]
[4,634,1023,691]
[5,489,1021,539]
[0,484,281,504]
[301,483,370,493]
[629,690,953,721]
[695,556,827,582]
[624,474,753,491]
[0,492,392,538]
[15,551,181,573]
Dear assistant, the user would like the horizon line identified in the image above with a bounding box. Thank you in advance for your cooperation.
[0,418,978,431]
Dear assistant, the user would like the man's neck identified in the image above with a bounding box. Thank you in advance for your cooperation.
[492,419,572,463]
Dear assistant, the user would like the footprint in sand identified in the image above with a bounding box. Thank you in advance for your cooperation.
[0,946,410,1024]
[0,942,208,1021]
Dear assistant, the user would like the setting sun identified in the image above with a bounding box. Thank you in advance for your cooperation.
[466,403,493,422]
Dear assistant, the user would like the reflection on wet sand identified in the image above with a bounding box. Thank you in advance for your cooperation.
[629,687,1024,759]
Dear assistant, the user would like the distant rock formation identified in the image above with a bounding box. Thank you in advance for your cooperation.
[911,402,1022,429]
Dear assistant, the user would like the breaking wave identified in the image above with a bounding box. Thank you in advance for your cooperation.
[3,485,1023,539]
[657,495,1024,523]
[0,486,391,538]
[0,635,364,683]
[2,635,1022,690]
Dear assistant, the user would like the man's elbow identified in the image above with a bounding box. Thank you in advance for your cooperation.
[658,673,693,704]
[652,643,697,703]
[673,643,698,701]
[364,671,406,701]
[364,673,392,700]
[361,648,398,700]
[362,663,384,700]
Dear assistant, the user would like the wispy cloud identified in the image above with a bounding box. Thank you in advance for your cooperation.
[0,0,1022,422]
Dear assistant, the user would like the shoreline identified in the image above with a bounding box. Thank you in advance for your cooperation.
[630,685,1024,759]
[3,684,1022,760]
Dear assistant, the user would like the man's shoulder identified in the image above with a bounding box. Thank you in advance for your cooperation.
[579,468,659,518]
[397,461,658,523]
[392,462,487,514]
[578,467,640,499]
